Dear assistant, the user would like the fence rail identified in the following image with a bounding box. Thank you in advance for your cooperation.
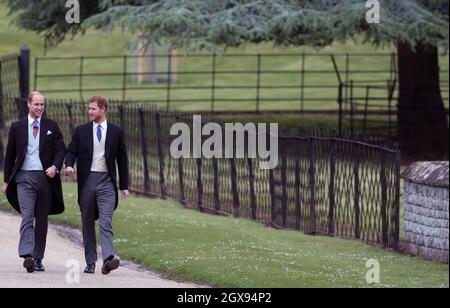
[0,95,401,249]
[31,51,449,138]
[35,53,404,112]
[4,49,449,139]
[0,50,407,250]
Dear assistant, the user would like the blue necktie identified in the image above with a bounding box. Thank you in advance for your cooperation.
[97,124,102,142]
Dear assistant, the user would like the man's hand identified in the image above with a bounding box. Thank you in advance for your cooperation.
[65,167,75,176]
[45,165,57,178]
[121,190,129,199]
[2,183,8,194]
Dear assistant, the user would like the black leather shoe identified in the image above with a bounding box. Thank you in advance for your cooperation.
[33,259,45,272]
[23,257,34,273]
[101,258,120,275]
[84,263,96,274]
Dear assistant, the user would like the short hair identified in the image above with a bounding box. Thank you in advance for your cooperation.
[28,91,44,103]
[88,95,109,111]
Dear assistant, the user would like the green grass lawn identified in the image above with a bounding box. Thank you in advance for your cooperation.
[0,181,447,288]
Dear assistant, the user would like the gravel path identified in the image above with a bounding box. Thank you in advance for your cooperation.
[0,210,207,288]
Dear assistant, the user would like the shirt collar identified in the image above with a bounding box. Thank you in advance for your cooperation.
[28,115,41,126]
[93,118,107,129]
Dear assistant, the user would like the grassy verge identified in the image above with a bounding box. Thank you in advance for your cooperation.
[0,181,447,288]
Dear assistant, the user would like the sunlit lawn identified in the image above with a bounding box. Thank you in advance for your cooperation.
[0,180,447,288]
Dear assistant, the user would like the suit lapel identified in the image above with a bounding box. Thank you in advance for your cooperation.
[39,117,47,154]
[87,122,94,159]
[105,123,113,160]
[20,119,28,154]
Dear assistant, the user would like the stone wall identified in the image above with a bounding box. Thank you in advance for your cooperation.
[402,161,449,263]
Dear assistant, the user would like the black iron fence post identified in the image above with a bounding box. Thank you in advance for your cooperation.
[230,157,240,218]
[66,102,75,136]
[247,158,257,220]
[138,109,150,193]
[294,143,302,230]
[212,157,221,213]
[269,167,276,224]
[380,152,389,247]
[354,154,361,239]
[19,45,29,119]
[328,140,336,236]
[281,153,288,228]
[178,157,186,205]
[308,136,317,234]
[155,113,166,199]
[196,158,203,210]
[118,105,125,130]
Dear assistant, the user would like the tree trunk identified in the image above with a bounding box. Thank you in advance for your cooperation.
[397,42,449,159]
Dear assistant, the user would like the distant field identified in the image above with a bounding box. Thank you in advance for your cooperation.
[1,4,448,113]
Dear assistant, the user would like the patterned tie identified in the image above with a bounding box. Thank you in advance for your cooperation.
[33,120,39,139]
[97,124,102,142]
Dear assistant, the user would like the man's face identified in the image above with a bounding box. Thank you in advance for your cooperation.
[88,102,106,122]
[28,94,45,119]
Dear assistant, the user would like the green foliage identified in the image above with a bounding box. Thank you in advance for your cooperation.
[2,0,102,47]
[2,0,448,52]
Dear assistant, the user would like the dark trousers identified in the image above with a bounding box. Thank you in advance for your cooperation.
[80,172,116,264]
[15,170,51,259]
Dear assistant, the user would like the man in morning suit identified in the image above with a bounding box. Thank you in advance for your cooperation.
[65,95,129,275]
[2,91,66,273]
